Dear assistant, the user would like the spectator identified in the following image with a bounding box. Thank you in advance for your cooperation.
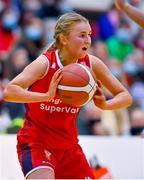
[18,16,45,61]
[129,108,144,136]
[106,20,134,62]
[0,7,20,60]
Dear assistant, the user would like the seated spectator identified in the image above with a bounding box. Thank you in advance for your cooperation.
[129,108,144,136]
[18,16,45,61]
[7,47,29,79]
[79,101,105,135]
[91,40,109,64]
[0,7,20,60]
[106,20,134,62]
[89,120,110,136]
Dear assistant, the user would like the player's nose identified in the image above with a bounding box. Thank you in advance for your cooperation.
[85,36,91,46]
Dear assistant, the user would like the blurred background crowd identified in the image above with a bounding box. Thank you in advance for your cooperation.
[0,0,144,136]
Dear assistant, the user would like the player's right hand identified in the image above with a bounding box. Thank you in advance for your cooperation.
[46,69,62,101]
[115,0,125,11]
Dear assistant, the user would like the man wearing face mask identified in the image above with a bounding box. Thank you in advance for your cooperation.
[106,24,134,62]
[20,17,45,61]
[2,11,18,31]
[115,0,144,28]
[24,24,43,42]
[0,9,19,60]
[23,17,44,42]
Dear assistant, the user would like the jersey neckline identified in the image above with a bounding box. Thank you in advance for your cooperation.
[55,50,79,68]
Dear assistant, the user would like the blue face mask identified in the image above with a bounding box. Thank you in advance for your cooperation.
[2,15,17,30]
[24,26,43,41]
[116,28,132,43]
[111,68,121,79]
[123,60,138,75]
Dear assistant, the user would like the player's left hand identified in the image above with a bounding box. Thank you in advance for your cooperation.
[93,80,107,109]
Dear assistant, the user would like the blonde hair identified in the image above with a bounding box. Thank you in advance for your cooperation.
[47,12,88,51]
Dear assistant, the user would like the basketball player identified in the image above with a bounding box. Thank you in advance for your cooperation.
[115,0,144,28]
[3,12,132,179]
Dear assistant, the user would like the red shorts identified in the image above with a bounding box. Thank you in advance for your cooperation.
[17,142,95,179]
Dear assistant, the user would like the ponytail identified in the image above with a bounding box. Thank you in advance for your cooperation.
[46,40,57,51]
[40,40,57,54]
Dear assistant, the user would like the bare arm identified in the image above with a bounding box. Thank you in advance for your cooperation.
[115,0,144,28]
[91,55,133,110]
[3,55,62,103]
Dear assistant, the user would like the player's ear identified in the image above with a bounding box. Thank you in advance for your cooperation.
[59,33,68,46]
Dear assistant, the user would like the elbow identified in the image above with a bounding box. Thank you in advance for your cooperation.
[3,85,11,101]
[127,93,133,107]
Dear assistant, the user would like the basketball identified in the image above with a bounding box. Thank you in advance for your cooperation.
[56,63,97,107]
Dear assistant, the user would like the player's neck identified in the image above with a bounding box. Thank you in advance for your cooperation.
[58,50,77,66]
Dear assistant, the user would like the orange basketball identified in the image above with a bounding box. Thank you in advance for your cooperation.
[56,63,97,107]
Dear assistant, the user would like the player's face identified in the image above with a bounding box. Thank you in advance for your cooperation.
[66,21,92,59]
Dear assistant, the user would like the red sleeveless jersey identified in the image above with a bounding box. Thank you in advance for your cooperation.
[17,50,91,149]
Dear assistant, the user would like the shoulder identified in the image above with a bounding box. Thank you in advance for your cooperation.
[88,54,104,67]
[33,54,49,68]
[88,54,111,78]
[23,54,49,80]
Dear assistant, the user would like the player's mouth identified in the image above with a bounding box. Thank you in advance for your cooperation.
[82,47,88,51]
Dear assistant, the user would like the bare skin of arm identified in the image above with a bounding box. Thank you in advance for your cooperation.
[91,55,133,110]
[3,55,62,103]
[115,0,144,28]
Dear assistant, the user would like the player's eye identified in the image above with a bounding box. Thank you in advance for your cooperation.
[80,34,86,38]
